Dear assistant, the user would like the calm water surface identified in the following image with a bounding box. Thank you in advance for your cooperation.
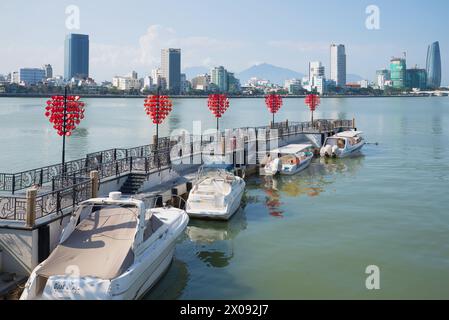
[1,97,448,299]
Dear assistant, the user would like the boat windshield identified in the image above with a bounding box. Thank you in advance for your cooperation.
[197,165,235,183]
[326,137,346,148]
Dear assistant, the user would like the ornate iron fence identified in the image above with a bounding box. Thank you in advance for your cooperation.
[0,119,354,194]
[0,178,92,221]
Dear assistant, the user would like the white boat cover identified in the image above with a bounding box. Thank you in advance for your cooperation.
[37,207,138,280]
[335,131,363,138]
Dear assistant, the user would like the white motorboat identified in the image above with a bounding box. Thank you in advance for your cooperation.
[261,144,314,176]
[186,164,246,221]
[20,192,189,300]
[320,131,365,158]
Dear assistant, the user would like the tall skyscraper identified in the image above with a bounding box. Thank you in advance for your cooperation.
[210,66,228,92]
[426,41,442,89]
[390,57,406,89]
[64,34,89,80]
[330,44,347,87]
[161,48,181,94]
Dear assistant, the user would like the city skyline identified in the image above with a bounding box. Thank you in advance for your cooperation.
[0,0,447,85]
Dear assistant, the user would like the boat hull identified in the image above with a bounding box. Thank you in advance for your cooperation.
[21,210,189,300]
[187,186,245,221]
[280,157,313,175]
[335,142,365,158]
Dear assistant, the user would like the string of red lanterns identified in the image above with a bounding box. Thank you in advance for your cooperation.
[208,94,230,130]
[305,94,320,124]
[265,94,283,127]
[144,94,173,124]
[45,95,85,137]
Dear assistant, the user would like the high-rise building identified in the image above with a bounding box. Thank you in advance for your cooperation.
[406,68,427,90]
[309,61,326,94]
[143,76,153,90]
[151,68,166,89]
[161,48,181,94]
[376,69,391,89]
[18,68,46,86]
[390,57,406,89]
[426,41,442,89]
[309,61,325,80]
[43,64,53,79]
[226,72,241,93]
[330,44,347,87]
[64,34,89,80]
[211,66,228,92]
[10,72,19,84]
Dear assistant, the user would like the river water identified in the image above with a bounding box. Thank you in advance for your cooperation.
[1,97,448,299]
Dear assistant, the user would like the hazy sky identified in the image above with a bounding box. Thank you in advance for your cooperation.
[0,0,447,84]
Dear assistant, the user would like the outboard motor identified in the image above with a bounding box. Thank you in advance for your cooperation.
[320,145,333,157]
[331,145,339,157]
[267,158,281,175]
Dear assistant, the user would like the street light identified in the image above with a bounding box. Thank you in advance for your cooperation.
[45,85,86,172]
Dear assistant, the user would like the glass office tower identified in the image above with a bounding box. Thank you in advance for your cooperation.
[64,34,89,80]
[426,41,442,89]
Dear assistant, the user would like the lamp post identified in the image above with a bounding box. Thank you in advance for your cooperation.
[305,93,320,125]
[265,93,283,128]
[144,87,173,166]
[45,85,85,173]
[207,94,230,131]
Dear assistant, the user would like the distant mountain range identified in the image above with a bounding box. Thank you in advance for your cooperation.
[237,63,305,85]
[183,63,364,85]
[346,74,364,83]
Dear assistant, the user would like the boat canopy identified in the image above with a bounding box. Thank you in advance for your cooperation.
[270,144,312,155]
[37,206,138,280]
[335,131,363,138]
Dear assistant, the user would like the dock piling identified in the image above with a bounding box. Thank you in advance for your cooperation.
[90,171,99,198]
[25,187,38,228]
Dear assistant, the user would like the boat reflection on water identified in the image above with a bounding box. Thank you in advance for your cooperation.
[186,208,248,268]
[261,155,365,213]
[143,258,189,300]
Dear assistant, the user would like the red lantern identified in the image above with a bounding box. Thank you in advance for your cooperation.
[45,95,86,137]
[207,94,230,130]
[265,94,283,114]
[305,94,320,123]
[265,94,283,127]
[144,94,173,125]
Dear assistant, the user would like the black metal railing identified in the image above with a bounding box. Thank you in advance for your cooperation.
[0,178,92,221]
[0,119,354,194]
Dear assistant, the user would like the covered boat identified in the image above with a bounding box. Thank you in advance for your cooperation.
[186,164,246,221]
[261,144,314,176]
[320,131,365,158]
[20,192,189,300]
